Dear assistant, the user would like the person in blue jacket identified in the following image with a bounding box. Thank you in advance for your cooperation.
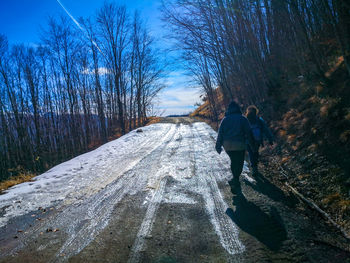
[245,105,274,175]
[216,101,257,191]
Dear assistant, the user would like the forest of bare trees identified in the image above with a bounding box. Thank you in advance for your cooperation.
[0,2,164,180]
[1,0,349,181]
[162,0,350,120]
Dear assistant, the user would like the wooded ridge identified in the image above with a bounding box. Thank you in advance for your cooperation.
[0,3,164,181]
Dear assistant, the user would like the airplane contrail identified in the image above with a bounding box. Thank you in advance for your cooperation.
[55,0,107,60]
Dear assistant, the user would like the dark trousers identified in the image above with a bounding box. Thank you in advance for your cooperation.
[247,144,259,170]
[226,150,245,182]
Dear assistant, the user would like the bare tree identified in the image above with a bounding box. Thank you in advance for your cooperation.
[97,3,129,134]
[162,0,350,121]
[0,3,165,180]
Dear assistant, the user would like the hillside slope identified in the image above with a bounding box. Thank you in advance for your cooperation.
[191,58,350,235]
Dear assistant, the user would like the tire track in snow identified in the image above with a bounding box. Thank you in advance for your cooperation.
[128,124,186,263]
[191,123,245,258]
[53,172,139,262]
[63,124,175,204]
[0,124,174,231]
[5,124,172,262]
[127,177,168,263]
[0,124,177,262]
[51,125,178,262]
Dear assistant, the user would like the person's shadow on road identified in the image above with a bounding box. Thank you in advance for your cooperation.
[226,183,287,251]
[245,172,299,208]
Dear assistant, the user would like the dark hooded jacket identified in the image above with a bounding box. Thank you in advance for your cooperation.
[216,102,256,152]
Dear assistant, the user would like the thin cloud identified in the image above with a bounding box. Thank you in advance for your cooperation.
[82,67,110,75]
[156,86,202,116]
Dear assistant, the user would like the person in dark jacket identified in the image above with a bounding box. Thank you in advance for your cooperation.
[216,101,256,192]
[245,105,274,175]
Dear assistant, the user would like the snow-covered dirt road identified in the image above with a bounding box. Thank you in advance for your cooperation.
[0,118,349,262]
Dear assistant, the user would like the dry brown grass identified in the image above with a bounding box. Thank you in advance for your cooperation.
[190,87,226,120]
[325,56,344,78]
[281,156,291,164]
[322,193,350,213]
[345,113,350,121]
[190,100,211,118]
[278,129,287,137]
[340,130,350,143]
[0,173,35,192]
[315,85,324,94]
[287,134,296,143]
[292,140,302,151]
[320,105,330,117]
[146,116,162,126]
[322,193,342,205]
[307,143,318,152]
[308,95,320,104]
[301,117,309,126]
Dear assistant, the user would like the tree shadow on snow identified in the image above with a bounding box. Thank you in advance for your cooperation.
[226,183,287,251]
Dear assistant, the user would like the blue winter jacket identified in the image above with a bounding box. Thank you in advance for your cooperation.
[249,116,274,146]
[216,105,256,153]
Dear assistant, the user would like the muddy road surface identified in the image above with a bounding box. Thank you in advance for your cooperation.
[0,118,349,262]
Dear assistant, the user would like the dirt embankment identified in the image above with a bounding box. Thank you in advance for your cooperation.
[190,60,350,238]
[264,61,350,235]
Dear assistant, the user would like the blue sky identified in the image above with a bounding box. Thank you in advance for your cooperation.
[0,0,201,116]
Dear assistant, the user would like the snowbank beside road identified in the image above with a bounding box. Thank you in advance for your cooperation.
[0,124,174,228]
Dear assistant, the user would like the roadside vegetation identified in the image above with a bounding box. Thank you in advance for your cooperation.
[0,166,35,192]
[166,0,350,235]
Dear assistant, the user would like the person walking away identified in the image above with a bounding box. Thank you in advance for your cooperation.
[215,101,256,193]
[245,105,274,175]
